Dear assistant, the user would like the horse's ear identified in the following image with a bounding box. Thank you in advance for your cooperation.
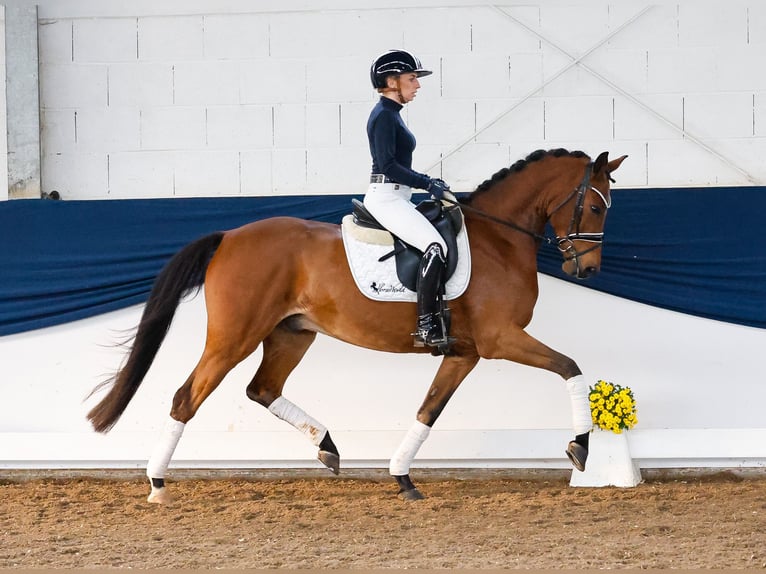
[593,151,610,174]
[606,154,628,174]
[594,152,628,182]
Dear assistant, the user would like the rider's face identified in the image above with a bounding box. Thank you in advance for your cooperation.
[386,73,421,103]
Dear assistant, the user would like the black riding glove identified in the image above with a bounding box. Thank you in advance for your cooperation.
[427,178,450,200]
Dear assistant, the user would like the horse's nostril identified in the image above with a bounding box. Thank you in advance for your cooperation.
[580,266,599,278]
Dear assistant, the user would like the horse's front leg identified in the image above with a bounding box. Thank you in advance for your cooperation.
[390,353,480,500]
[477,328,592,473]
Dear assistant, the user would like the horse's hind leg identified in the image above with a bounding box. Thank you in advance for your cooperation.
[146,344,249,504]
[245,320,340,474]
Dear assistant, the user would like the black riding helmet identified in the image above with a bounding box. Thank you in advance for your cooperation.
[369,49,432,89]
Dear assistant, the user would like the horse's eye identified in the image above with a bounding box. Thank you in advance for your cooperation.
[590,205,602,215]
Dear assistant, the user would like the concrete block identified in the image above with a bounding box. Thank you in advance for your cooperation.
[42,152,108,199]
[647,140,743,187]
[684,93,754,139]
[269,11,404,59]
[108,151,175,198]
[607,5,678,50]
[76,107,141,152]
[713,138,766,184]
[108,62,173,107]
[40,64,107,108]
[340,101,374,147]
[614,94,682,141]
[138,15,203,61]
[440,143,511,193]
[306,56,371,103]
[306,146,368,195]
[442,53,511,99]
[240,150,273,196]
[140,107,206,150]
[749,4,766,45]
[471,6,542,54]
[542,52,612,98]
[273,104,305,148]
[583,48,648,95]
[544,96,614,142]
[714,46,766,91]
[207,105,273,150]
[509,53,544,98]
[272,148,307,195]
[755,93,766,136]
[174,61,241,105]
[408,99,474,147]
[475,98,545,144]
[647,48,717,93]
[241,59,306,104]
[173,151,240,196]
[40,109,75,155]
[203,13,269,59]
[306,104,340,147]
[678,4,747,48]
[539,4,609,54]
[74,17,136,63]
[38,19,72,63]
[401,7,472,54]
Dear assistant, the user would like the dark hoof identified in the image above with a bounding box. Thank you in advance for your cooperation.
[318,450,340,475]
[566,441,588,472]
[393,474,425,501]
[399,487,425,501]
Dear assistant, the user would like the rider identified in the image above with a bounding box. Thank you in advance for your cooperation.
[365,49,452,350]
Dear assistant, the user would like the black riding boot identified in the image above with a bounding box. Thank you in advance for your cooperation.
[413,243,449,349]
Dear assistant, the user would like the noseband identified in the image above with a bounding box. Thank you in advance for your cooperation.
[551,162,611,266]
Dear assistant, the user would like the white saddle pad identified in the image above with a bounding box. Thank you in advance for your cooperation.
[340,214,472,302]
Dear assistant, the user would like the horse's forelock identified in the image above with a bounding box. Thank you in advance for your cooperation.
[466,148,590,201]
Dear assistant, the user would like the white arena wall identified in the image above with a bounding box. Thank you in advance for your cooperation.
[1,0,765,472]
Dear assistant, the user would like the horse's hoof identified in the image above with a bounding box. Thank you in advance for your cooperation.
[399,487,425,501]
[566,441,588,472]
[318,450,340,475]
[147,486,173,504]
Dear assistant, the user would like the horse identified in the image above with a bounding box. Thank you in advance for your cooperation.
[87,148,627,503]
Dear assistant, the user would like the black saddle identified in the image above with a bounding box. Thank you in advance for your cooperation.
[351,198,463,292]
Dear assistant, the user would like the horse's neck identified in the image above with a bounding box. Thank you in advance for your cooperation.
[470,175,549,236]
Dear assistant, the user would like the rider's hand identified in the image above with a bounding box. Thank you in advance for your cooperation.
[427,178,450,200]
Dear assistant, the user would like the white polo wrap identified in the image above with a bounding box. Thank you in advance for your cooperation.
[268,396,327,447]
[565,374,593,435]
[389,420,431,476]
[146,417,186,479]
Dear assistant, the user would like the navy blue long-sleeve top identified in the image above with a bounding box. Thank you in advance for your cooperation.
[367,96,431,190]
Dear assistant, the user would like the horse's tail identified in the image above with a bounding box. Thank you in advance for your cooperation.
[87,231,225,433]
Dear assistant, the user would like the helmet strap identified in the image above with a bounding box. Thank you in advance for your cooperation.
[381,76,404,104]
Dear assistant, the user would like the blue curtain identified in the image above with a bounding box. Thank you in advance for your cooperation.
[1,188,764,336]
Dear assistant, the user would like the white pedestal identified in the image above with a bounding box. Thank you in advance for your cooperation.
[569,430,642,488]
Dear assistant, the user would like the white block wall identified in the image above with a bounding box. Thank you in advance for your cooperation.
[34,0,766,200]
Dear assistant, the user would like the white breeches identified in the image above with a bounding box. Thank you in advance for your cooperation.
[363,183,447,255]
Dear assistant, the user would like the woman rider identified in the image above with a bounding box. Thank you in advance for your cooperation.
[365,49,452,350]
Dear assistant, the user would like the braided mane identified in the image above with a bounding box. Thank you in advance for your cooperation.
[462,148,589,204]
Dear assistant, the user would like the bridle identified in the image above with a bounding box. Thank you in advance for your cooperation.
[551,162,612,265]
[442,161,612,266]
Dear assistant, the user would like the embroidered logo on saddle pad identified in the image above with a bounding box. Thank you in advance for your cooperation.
[341,214,472,303]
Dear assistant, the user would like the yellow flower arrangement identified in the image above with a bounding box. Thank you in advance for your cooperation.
[589,379,638,433]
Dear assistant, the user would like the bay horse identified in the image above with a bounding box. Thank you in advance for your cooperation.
[87,148,627,503]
